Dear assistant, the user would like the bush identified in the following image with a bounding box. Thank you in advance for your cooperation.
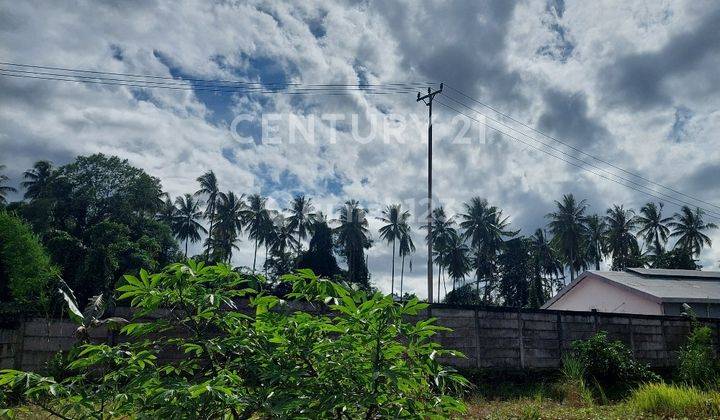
[628,383,720,417]
[572,331,659,393]
[678,322,720,388]
[0,262,468,418]
[0,211,58,311]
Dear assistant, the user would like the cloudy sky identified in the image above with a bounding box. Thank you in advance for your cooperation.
[1,0,719,299]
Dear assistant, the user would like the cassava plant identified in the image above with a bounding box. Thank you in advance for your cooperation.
[0,261,468,418]
[58,279,128,341]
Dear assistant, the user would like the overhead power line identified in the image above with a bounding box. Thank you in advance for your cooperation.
[0,69,417,95]
[439,93,719,216]
[0,61,429,90]
[435,98,720,221]
[444,83,720,212]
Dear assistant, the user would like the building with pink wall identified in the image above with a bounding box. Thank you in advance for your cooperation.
[542,268,720,318]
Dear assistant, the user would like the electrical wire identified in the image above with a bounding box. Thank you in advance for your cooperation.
[0,70,416,95]
[0,61,430,89]
[440,92,717,215]
[444,83,720,212]
[434,98,720,221]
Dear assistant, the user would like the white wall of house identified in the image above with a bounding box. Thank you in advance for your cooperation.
[546,274,663,315]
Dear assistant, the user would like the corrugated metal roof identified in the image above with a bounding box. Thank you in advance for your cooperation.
[627,267,720,279]
[590,270,720,302]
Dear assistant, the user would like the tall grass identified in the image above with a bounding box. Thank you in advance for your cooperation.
[628,383,720,417]
[557,356,595,406]
[560,355,584,381]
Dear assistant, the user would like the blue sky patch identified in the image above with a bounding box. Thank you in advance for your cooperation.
[668,106,693,142]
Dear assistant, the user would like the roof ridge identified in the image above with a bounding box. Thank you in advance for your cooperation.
[626,267,720,280]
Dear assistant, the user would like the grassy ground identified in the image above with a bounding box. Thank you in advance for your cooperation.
[466,396,642,419]
[464,383,720,419]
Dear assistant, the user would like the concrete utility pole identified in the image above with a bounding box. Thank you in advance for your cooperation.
[417,83,442,303]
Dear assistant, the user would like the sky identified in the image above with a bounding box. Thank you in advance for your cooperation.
[1,0,719,299]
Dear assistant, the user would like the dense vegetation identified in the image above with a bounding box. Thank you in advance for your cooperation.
[0,262,468,418]
[0,212,58,312]
[0,155,717,312]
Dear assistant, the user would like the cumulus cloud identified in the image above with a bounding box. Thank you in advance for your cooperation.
[1,0,720,298]
[601,6,720,110]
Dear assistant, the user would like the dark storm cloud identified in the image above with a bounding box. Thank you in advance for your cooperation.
[374,0,526,106]
[537,88,610,150]
[601,6,720,110]
[685,162,720,195]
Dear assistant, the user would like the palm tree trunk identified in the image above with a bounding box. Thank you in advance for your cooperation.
[475,251,481,300]
[400,254,405,299]
[483,274,492,303]
[390,239,396,296]
[569,247,575,283]
[252,237,258,271]
[206,204,215,257]
[437,263,441,302]
[442,268,447,297]
[184,238,188,258]
[595,246,600,271]
[264,244,268,277]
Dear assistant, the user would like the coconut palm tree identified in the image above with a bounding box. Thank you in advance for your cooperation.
[605,205,639,271]
[445,231,471,293]
[531,229,563,294]
[422,207,457,302]
[377,204,410,296]
[669,206,718,257]
[546,194,588,283]
[195,171,219,257]
[244,194,270,271]
[268,213,300,257]
[21,160,54,200]
[174,194,207,258]
[636,202,672,256]
[0,164,17,205]
[398,221,415,299]
[214,191,246,263]
[584,214,607,270]
[460,197,516,302]
[286,194,317,249]
[334,200,371,288]
[260,210,281,276]
[156,195,177,226]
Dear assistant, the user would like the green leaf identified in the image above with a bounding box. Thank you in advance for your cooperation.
[58,279,83,324]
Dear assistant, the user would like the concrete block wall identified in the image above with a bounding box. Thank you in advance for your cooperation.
[0,306,717,373]
[427,305,719,370]
[0,327,18,369]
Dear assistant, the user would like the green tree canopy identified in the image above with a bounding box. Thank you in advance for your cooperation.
[0,164,17,206]
[18,154,180,307]
[0,211,58,311]
[296,216,341,279]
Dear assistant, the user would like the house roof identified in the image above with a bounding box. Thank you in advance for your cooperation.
[542,268,720,309]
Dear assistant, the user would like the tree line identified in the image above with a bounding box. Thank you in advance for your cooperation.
[0,154,717,310]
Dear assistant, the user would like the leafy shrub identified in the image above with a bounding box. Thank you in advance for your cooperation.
[443,283,483,306]
[678,322,720,388]
[628,383,720,417]
[0,211,58,311]
[572,331,659,392]
[0,261,468,418]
